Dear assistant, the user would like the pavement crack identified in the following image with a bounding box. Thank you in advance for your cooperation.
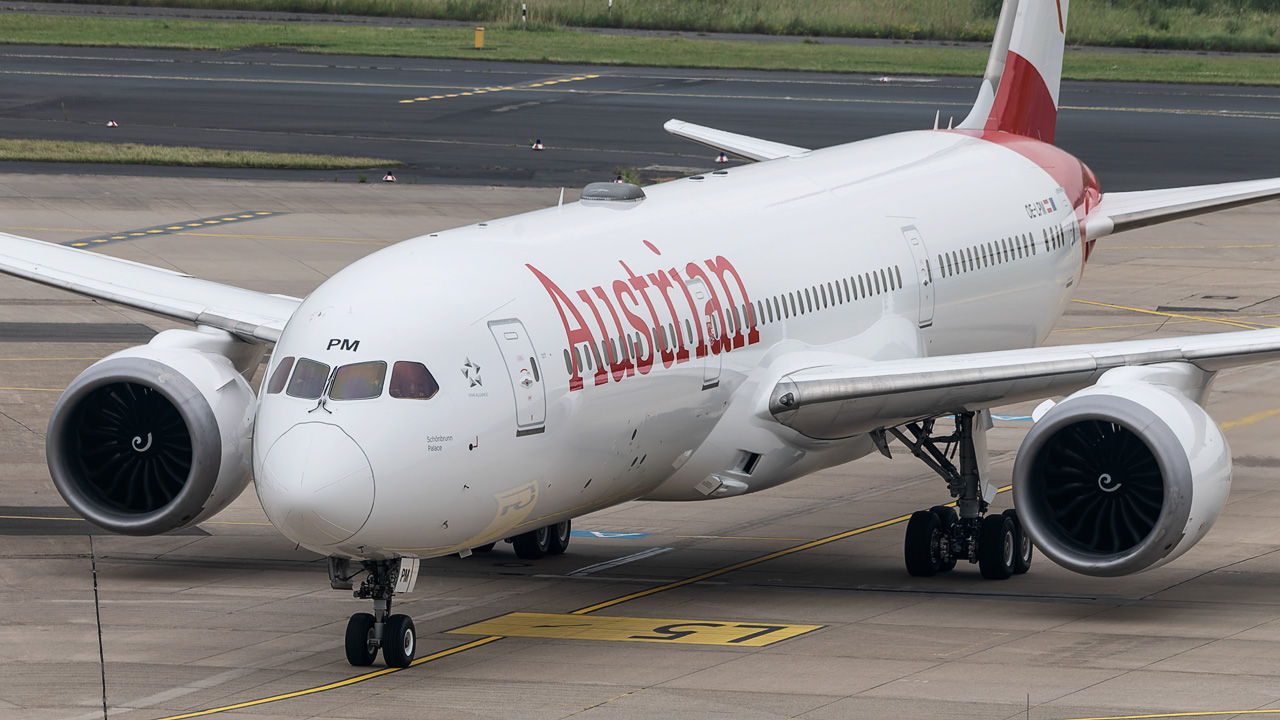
[0,408,45,438]
[560,688,643,717]
[89,536,109,720]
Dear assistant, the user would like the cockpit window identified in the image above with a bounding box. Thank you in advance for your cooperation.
[329,361,387,401]
[389,361,440,400]
[286,358,330,399]
[266,356,294,395]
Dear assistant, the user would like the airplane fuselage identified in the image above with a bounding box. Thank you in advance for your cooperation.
[253,128,1098,561]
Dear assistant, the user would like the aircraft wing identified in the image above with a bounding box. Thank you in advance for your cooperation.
[663,119,810,162]
[0,231,299,343]
[1087,177,1280,239]
[769,327,1280,440]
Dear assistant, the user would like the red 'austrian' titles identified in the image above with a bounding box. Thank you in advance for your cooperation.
[528,254,761,391]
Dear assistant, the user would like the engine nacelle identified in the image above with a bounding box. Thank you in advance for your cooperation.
[47,328,259,535]
[1013,365,1231,577]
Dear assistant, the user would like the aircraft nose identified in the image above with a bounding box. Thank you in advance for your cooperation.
[257,423,374,548]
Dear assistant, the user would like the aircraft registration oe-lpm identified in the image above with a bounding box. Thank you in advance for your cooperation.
[3,0,1280,670]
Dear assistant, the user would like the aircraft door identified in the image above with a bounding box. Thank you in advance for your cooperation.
[488,319,546,437]
[685,276,722,390]
[901,225,935,328]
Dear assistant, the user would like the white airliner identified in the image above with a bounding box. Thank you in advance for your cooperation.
[3,0,1280,669]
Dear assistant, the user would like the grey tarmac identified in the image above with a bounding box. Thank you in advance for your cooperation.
[1,47,1279,190]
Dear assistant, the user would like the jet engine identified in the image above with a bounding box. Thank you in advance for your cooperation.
[46,328,260,535]
[1012,365,1231,577]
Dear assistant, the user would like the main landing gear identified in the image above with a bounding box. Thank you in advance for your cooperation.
[880,411,1033,580]
[507,519,572,559]
[338,559,417,668]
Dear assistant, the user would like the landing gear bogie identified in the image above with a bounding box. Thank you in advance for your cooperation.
[887,411,1032,580]
[509,520,573,559]
[904,507,1030,580]
[512,525,551,559]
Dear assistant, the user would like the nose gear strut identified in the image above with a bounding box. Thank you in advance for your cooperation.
[343,559,417,667]
[876,410,1033,579]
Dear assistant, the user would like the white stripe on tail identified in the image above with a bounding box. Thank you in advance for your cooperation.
[958,0,1069,143]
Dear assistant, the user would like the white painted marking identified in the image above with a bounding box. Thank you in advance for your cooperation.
[492,100,543,113]
[64,668,256,720]
[566,547,674,576]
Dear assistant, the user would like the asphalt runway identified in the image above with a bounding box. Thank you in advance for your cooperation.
[2,45,1280,189]
[2,167,1280,719]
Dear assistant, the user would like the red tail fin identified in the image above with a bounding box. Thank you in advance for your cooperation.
[958,0,1068,144]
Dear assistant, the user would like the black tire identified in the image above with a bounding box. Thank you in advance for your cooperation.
[929,505,959,572]
[904,510,942,577]
[383,614,416,668]
[978,513,1016,580]
[546,520,572,556]
[1003,508,1033,575]
[473,542,497,553]
[344,612,377,667]
[512,525,551,559]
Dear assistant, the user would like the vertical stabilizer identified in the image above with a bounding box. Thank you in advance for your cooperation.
[957,0,1068,143]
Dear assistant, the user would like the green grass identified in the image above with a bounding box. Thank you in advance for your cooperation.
[613,166,642,184]
[0,138,400,168]
[32,0,1280,53]
[2,14,1279,84]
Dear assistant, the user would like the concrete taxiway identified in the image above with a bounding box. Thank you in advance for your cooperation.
[3,173,1280,720]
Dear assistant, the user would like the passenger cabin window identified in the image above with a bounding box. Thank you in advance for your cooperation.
[389,361,440,400]
[286,358,330,399]
[330,361,387,401]
[266,356,295,395]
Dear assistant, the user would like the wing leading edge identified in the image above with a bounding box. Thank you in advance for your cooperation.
[663,119,810,162]
[0,231,299,343]
[769,327,1280,440]
[1087,177,1280,240]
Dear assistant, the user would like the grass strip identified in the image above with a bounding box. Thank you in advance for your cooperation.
[2,14,1279,85]
[0,139,399,169]
[29,0,1280,54]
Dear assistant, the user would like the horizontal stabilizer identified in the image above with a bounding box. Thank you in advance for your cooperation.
[1087,177,1280,240]
[663,119,809,162]
[0,231,298,343]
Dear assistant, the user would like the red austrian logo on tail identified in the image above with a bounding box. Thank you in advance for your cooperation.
[528,254,760,391]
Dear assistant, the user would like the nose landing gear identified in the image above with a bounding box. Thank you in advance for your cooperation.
[343,559,418,668]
